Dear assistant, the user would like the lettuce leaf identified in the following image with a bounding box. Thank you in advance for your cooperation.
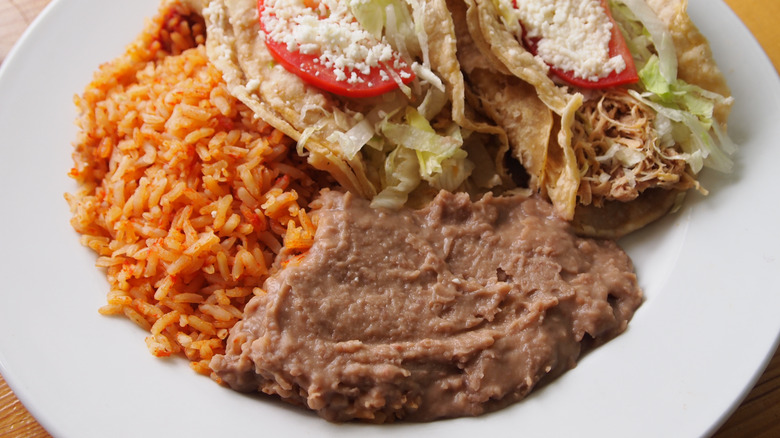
[380,107,465,177]
[371,146,421,209]
[611,0,677,82]
[369,107,474,207]
[632,56,735,172]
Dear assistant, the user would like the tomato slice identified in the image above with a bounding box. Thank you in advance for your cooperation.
[521,0,638,89]
[257,0,416,98]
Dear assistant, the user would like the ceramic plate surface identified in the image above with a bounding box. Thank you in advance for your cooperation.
[1,0,778,436]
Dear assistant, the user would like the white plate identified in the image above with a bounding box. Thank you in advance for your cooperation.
[0,0,778,436]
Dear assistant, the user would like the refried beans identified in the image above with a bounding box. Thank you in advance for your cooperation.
[210,190,643,422]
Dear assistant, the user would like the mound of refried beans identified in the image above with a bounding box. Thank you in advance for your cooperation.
[210,190,643,422]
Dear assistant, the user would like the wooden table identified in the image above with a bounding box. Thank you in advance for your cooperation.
[1,0,778,436]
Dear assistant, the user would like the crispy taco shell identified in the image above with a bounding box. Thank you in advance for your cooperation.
[572,188,683,238]
[460,0,732,237]
[449,0,552,190]
[184,0,499,202]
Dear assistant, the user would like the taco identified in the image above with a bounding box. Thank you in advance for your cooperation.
[182,0,510,209]
[455,0,735,237]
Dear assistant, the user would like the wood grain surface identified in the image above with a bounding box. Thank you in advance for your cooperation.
[1,0,778,437]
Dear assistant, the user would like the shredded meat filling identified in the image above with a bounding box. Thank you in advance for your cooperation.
[572,89,696,206]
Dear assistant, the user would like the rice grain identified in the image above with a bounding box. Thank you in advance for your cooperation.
[66,2,328,374]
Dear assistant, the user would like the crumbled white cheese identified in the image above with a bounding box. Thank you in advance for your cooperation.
[202,1,233,68]
[245,78,261,92]
[261,0,407,84]
[506,0,626,81]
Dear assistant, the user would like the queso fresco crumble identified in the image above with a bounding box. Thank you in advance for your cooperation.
[505,0,627,81]
[259,0,411,84]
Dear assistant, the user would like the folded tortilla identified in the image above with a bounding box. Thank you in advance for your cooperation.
[457,0,733,237]
[182,0,509,205]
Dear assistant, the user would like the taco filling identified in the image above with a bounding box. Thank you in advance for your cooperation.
[80,0,738,424]
[463,0,735,236]
[571,89,693,206]
[188,0,510,212]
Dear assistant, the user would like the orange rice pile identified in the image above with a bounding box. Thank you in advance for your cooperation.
[65,3,327,375]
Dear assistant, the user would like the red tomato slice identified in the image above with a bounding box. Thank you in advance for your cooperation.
[257,0,416,98]
[521,0,638,89]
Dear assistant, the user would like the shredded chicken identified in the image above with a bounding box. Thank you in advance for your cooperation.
[571,89,696,206]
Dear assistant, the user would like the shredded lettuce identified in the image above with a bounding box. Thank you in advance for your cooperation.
[407,0,431,66]
[416,86,448,120]
[634,55,735,172]
[367,107,475,208]
[609,1,736,175]
[349,0,411,41]
[609,0,654,64]
[424,148,474,192]
[327,122,373,160]
[350,0,445,97]
[380,107,464,176]
[349,0,420,61]
[631,89,732,173]
[332,1,476,208]
[327,98,406,160]
[371,146,422,209]
[297,127,317,157]
[611,0,677,82]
